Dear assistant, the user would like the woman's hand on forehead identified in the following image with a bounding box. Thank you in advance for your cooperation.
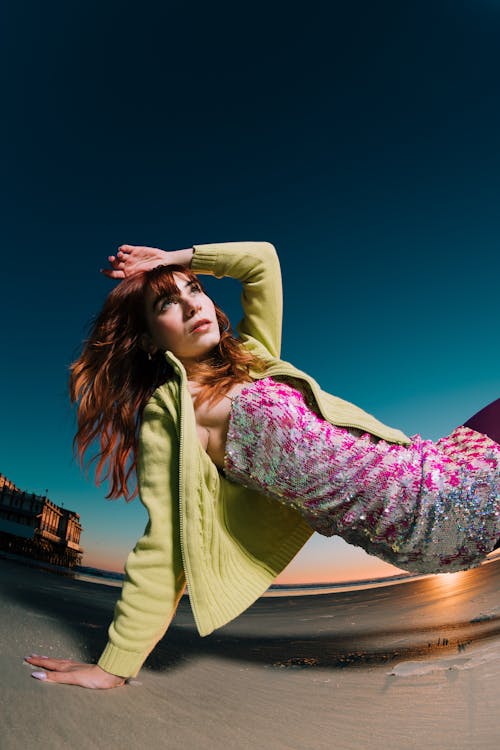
[101,245,194,280]
[101,245,169,279]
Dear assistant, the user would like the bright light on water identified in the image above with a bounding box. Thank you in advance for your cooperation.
[436,571,466,588]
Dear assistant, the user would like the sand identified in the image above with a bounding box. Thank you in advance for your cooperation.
[3,556,500,750]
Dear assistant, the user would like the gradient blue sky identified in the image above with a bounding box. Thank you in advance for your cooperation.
[1,1,500,581]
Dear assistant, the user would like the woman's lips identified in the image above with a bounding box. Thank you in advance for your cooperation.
[190,319,211,333]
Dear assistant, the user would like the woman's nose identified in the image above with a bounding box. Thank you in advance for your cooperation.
[183,297,200,317]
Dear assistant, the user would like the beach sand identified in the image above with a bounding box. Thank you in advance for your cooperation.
[3,557,500,750]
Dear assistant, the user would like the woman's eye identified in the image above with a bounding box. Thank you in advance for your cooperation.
[159,298,175,310]
[190,284,202,294]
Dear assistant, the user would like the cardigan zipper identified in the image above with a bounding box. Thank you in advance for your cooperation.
[166,352,189,584]
[176,369,204,633]
[177,379,188,582]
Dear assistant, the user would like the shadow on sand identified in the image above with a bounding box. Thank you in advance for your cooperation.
[4,558,500,672]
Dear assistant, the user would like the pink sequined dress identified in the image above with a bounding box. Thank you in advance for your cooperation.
[223,377,500,574]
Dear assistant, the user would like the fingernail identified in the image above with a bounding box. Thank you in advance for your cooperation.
[31,671,47,681]
[30,653,48,658]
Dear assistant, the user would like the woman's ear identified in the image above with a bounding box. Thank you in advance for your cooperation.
[139,333,157,355]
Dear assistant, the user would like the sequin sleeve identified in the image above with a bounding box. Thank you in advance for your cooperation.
[224,378,500,575]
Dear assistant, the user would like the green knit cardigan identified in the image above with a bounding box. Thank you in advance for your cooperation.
[97,242,410,678]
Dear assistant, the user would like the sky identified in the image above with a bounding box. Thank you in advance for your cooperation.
[1,0,500,582]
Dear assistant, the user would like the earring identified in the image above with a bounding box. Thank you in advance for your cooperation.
[147,352,152,361]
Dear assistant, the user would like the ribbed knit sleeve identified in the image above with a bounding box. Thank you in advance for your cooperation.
[97,396,186,678]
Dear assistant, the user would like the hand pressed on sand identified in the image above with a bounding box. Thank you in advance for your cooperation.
[25,655,125,690]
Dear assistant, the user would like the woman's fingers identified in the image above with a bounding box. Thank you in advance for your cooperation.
[26,658,126,689]
[31,668,125,689]
[100,249,134,279]
[25,655,88,672]
[118,244,157,255]
[101,254,125,278]
[101,244,173,279]
[101,268,125,279]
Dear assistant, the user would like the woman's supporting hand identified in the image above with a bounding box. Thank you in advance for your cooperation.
[102,244,194,279]
[24,655,126,689]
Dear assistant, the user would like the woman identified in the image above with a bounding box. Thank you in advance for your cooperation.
[26,241,500,689]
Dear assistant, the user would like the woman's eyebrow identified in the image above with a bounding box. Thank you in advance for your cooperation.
[152,281,193,310]
[152,291,175,310]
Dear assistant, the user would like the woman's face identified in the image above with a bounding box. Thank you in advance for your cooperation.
[143,272,220,367]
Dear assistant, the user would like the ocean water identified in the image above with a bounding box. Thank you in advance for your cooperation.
[80,554,500,595]
[74,565,125,588]
[74,564,425,594]
[5,550,500,595]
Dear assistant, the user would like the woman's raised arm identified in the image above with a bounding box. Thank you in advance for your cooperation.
[191,241,283,360]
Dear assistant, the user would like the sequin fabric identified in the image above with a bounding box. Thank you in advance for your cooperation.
[224,377,500,574]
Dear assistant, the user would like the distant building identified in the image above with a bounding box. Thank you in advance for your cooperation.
[0,474,83,567]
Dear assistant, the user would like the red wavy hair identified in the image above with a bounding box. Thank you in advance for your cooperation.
[70,265,263,500]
